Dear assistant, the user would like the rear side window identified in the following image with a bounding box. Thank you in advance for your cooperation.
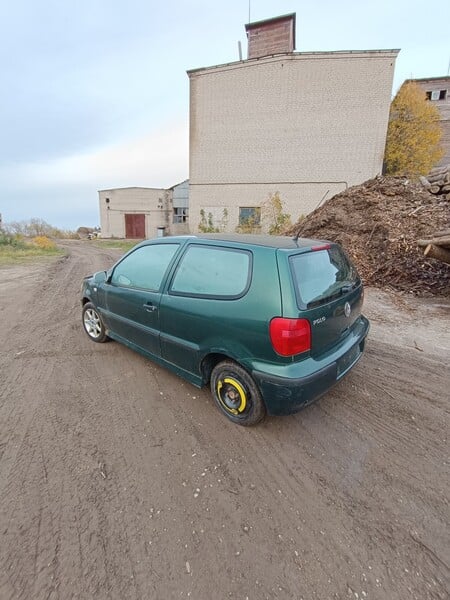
[170,245,251,298]
[111,244,179,291]
[290,246,359,308]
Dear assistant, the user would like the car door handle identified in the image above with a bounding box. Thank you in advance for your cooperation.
[143,303,157,312]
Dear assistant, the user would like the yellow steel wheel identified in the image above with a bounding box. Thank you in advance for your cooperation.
[217,377,247,414]
[210,361,266,426]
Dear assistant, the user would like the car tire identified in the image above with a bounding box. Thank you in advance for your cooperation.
[82,302,109,343]
[210,361,266,426]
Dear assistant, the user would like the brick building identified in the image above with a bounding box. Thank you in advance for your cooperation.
[411,76,450,167]
[187,13,399,233]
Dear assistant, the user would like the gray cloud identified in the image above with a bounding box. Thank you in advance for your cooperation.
[1,0,449,228]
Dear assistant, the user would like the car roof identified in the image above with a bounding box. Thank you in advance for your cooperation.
[151,234,329,250]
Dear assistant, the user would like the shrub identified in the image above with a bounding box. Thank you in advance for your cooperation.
[32,236,56,250]
[5,219,76,238]
[198,209,228,233]
[0,231,26,248]
[262,192,292,235]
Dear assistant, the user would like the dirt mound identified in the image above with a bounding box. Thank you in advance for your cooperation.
[288,176,450,296]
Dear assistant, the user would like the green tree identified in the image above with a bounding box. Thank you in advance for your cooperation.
[384,81,444,177]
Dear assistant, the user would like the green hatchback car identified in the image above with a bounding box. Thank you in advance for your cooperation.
[81,234,369,425]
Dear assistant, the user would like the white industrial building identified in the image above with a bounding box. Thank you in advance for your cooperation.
[98,13,399,237]
[98,180,189,239]
[187,13,399,233]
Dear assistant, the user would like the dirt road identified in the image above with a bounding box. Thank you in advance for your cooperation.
[0,241,448,600]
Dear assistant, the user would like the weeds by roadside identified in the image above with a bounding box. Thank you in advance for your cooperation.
[0,232,65,264]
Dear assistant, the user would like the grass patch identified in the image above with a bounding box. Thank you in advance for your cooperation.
[0,234,65,265]
[93,239,141,252]
[0,246,65,265]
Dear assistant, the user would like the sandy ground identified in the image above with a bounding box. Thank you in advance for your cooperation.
[0,240,448,600]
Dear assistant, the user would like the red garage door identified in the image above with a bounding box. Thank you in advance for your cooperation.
[125,214,145,239]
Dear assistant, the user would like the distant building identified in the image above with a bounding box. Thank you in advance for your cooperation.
[169,179,190,235]
[411,76,450,167]
[98,181,189,238]
[187,13,399,233]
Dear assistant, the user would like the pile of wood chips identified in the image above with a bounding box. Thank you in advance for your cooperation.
[286,176,450,296]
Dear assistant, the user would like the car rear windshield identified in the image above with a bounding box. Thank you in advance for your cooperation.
[290,246,360,308]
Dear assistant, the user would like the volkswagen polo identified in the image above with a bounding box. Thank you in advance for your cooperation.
[81,234,369,425]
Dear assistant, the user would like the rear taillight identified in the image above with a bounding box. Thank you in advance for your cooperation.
[311,243,331,252]
[269,318,311,356]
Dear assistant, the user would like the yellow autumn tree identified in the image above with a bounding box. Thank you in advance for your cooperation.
[384,81,444,177]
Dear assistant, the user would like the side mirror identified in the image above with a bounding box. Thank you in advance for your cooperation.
[93,270,108,284]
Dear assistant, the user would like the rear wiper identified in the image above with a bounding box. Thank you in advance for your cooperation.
[306,281,359,308]
[341,284,353,294]
[340,279,360,294]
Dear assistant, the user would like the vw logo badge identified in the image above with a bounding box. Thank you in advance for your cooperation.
[344,302,351,318]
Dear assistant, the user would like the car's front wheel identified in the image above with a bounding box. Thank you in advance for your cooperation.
[82,302,109,343]
[210,361,266,426]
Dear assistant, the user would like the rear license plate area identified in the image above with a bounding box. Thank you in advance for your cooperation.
[337,343,361,378]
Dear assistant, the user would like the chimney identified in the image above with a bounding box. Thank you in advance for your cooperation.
[245,13,296,59]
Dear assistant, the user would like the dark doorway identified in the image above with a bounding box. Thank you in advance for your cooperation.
[125,214,145,239]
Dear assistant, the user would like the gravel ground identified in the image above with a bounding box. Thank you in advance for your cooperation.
[0,241,448,600]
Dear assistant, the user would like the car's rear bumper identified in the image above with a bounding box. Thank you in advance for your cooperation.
[252,315,369,416]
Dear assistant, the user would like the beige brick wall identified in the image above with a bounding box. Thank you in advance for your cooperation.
[190,182,347,233]
[99,188,170,238]
[188,50,398,233]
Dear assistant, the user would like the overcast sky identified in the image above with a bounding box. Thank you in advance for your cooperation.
[1,0,449,229]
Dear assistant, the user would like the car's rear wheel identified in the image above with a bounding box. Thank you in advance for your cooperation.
[82,302,109,343]
[210,361,266,426]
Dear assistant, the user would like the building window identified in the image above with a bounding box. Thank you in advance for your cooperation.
[173,207,188,223]
[428,89,447,101]
[239,207,261,227]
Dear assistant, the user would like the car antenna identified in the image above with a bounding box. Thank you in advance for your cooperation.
[292,231,300,246]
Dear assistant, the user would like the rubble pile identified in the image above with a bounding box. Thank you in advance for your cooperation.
[287,176,450,296]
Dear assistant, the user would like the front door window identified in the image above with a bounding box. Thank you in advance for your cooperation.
[106,243,179,355]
